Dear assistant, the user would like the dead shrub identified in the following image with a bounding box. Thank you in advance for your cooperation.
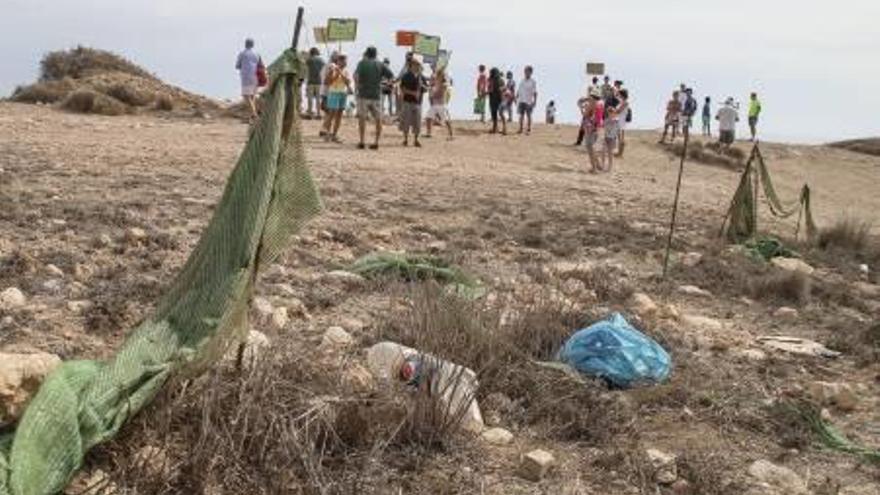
[40,46,155,81]
[676,450,744,495]
[61,90,128,116]
[817,216,871,252]
[749,270,811,305]
[105,84,154,107]
[11,78,76,104]
[561,263,634,303]
[154,94,174,111]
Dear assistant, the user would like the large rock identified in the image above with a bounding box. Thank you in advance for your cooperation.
[321,326,354,349]
[747,459,808,495]
[806,381,859,412]
[366,341,484,433]
[0,352,62,425]
[322,270,367,288]
[0,287,26,310]
[519,449,555,482]
[771,257,814,276]
[646,448,678,485]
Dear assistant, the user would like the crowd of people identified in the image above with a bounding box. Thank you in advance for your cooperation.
[659,83,763,146]
[234,38,765,168]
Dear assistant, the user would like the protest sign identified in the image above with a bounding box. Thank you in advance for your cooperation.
[413,33,441,57]
[327,18,358,42]
[396,30,417,46]
[586,62,605,75]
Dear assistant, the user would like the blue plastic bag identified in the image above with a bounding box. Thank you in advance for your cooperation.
[558,313,671,388]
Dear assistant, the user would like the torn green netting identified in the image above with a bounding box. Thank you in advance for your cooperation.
[0,49,321,495]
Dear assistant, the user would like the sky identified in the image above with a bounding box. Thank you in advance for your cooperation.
[2,0,879,143]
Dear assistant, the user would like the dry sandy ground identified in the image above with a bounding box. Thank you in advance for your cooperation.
[1,101,879,493]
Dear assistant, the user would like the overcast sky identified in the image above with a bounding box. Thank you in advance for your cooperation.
[2,0,878,142]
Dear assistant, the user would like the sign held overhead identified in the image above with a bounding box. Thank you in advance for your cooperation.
[586,62,606,76]
[413,33,441,58]
[327,18,358,42]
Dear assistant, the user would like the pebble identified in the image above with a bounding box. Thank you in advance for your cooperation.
[677,285,713,297]
[646,448,678,485]
[45,264,64,277]
[481,427,514,446]
[519,449,555,482]
[630,292,659,316]
[321,326,354,349]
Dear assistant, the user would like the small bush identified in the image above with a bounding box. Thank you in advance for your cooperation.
[817,216,871,252]
[40,46,154,81]
[105,84,154,107]
[749,270,811,305]
[154,94,174,111]
[61,89,128,116]
[11,78,76,104]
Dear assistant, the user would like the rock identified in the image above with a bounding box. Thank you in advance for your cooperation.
[680,252,703,268]
[481,427,514,446]
[737,349,768,361]
[519,449,555,482]
[681,314,723,332]
[341,362,375,391]
[64,469,117,495]
[0,352,62,425]
[132,445,171,479]
[287,297,311,319]
[551,261,593,277]
[773,307,799,320]
[427,240,448,252]
[323,270,367,288]
[757,336,841,358]
[747,459,808,495]
[67,300,93,314]
[771,257,814,276]
[646,448,678,485]
[45,264,64,277]
[95,234,113,248]
[41,279,63,293]
[321,326,354,349]
[561,278,587,296]
[252,296,274,321]
[366,341,484,433]
[659,304,681,321]
[806,381,859,412]
[0,287,26,309]
[125,227,148,243]
[630,292,659,316]
[271,307,289,330]
[677,285,712,297]
[338,316,366,333]
[853,281,880,299]
[224,330,270,369]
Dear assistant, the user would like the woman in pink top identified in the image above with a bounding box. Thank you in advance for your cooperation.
[580,92,605,173]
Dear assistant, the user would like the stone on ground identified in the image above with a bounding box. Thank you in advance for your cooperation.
[806,381,859,412]
[270,306,289,330]
[125,227,148,243]
[322,326,354,349]
[677,285,713,297]
[323,270,367,288]
[519,449,555,481]
[747,459,808,495]
[481,427,514,446]
[646,448,678,485]
[630,292,658,316]
[773,307,799,320]
[681,314,723,331]
[771,257,814,276]
[45,263,64,277]
[0,352,62,425]
[680,252,703,267]
[0,287,26,310]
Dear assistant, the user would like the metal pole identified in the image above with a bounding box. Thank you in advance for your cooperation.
[662,124,690,278]
[291,7,305,50]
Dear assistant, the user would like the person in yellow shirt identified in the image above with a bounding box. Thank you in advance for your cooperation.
[748,92,762,141]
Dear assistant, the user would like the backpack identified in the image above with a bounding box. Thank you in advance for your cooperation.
[626,107,633,123]
[256,58,268,87]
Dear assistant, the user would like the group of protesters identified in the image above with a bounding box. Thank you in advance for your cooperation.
[572,76,632,173]
[660,83,762,146]
[473,65,539,136]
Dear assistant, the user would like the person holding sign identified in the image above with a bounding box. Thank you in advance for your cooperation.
[516,66,538,135]
[399,57,426,147]
[305,48,325,119]
[354,46,395,150]
[322,53,353,144]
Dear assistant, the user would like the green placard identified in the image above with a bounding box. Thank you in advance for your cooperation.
[413,34,441,58]
[327,18,358,42]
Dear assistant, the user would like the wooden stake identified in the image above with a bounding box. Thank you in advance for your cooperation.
[662,124,690,278]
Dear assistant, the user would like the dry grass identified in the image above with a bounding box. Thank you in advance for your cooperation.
[105,84,154,107]
[666,140,745,170]
[40,46,155,82]
[11,78,77,104]
[61,90,128,116]
[817,216,872,252]
[749,270,811,306]
[828,138,880,157]
[154,94,174,111]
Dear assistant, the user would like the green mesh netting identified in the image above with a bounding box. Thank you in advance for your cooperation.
[722,144,817,243]
[0,49,321,495]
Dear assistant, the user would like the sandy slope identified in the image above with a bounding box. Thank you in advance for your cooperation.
[1,102,878,493]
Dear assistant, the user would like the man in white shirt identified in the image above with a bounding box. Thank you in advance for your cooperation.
[516,65,538,135]
[235,38,260,121]
[716,97,739,147]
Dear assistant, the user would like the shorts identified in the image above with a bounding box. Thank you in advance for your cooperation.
[241,84,258,97]
[518,102,534,116]
[748,116,759,127]
[357,98,382,120]
[720,130,735,144]
[426,104,450,123]
[399,101,422,134]
[306,84,321,98]
[326,92,347,111]
[584,130,599,148]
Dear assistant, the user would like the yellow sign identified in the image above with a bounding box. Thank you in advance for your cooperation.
[327,18,358,42]
[413,34,441,58]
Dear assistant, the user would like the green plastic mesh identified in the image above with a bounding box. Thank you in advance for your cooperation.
[723,144,817,243]
[0,49,321,495]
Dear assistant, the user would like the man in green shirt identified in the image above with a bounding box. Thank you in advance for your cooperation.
[354,46,394,150]
[305,48,325,119]
[748,92,762,141]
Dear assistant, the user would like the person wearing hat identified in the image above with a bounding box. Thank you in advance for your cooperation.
[305,47,325,119]
[716,97,739,147]
[399,56,426,147]
[580,90,605,173]
[235,38,261,122]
